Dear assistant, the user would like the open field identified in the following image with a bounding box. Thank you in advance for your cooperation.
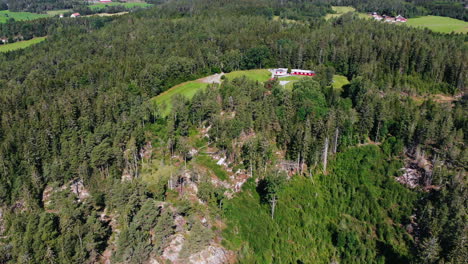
[90,2,153,10]
[0,10,50,23]
[279,75,313,90]
[225,69,271,82]
[153,81,208,116]
[46,9,71,16]
[406,16,468,34]
[0,37,46,52]
[332,75,349,90]
[325,6,369,20]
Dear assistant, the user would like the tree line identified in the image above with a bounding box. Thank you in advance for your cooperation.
[0,0,465,263]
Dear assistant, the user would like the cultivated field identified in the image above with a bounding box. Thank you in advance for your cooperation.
[90,2,153,10]
[0,37,46,52]
[0,10,50,23]
[153,81,208,116]
[406,16,468,34]
[46,9,71,16]
[225,69,271,82]
[154,70,270,116]
[325,6,369,20]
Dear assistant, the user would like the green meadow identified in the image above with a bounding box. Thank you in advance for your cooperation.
[0,37,46,52]
[90,2,153,10]
[225,69,271,82]
[153,81,208,116]
[325,6,369,20]
[406,15,468,34]
[332,75,350,90]
[0,10,50,23]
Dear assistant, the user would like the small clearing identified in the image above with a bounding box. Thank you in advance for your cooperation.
[332,75,349,90]
[225,69,271,82]
[152,73,225,117]
[325,6,369,20]
[0,10,50,23]
[405,16,468,34]
[89,2,153,10]
[0,37,46,53]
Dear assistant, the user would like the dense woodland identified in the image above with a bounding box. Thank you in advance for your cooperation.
[0,0,466,263]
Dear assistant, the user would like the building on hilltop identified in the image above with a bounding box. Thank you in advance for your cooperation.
[396,15,407,22]
[273,68,289,77]
[291,69,315,76]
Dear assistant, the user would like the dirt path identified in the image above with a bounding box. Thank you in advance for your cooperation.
[198,73,224,84]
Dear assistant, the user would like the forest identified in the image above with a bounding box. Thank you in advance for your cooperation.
[0,0,466,263]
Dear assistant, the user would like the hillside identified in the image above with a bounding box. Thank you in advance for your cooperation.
[0,0,466,264]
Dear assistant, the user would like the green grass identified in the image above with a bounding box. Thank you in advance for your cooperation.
[406,15,468,34]
[0,10,50,23]
[223,146,417,263]
[332,75,350,90]
[225,69,271,83]
[0,37,46,52]
[46,9,71,16]
[279,75,313,90]
[195,155,229,181]
[89,2,153,10]
[325,6,369,20]
[153,81,208,117]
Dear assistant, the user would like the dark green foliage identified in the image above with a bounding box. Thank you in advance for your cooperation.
[224,146,417,263]
[0,0,466,263]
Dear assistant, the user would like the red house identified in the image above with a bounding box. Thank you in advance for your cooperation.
[395,15,407,23]
[291,69,315,76]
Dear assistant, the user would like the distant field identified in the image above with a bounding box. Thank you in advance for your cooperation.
[0,37,46,52]
[46,9,71,16]
[153,81,208,116]
[406,16,468,34]
[0,10,50,23]
[325,6,369,20]
[90,2,153,10]
[332,75,349,90]
[225,69,271,82]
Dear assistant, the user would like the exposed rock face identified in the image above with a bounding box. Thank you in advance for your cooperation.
[70,179,90,201]
[188,245,231,264]
[162,234,185,263]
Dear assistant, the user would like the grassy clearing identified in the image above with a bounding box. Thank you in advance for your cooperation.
[325,6,369,20]
[89,2,153,10]
[194,155,229,181]
[0,37,46,52]
[332,75,350,90]
[225,69,271,83]
[406,16,468,34]
[0,10,50,23]
[153,81,208,116]
[279,76,313,90]
[46,9,71,16]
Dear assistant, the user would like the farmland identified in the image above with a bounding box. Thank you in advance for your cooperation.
[225,69,271,82]
[89,2,153,10]
[0,37,46,52]
[153,81,208,116]
[405,16,468,34]
[0,10,50,23]
[325,6,369,20]
[154,70,270,116]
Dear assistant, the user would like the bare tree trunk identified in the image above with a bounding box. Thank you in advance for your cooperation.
[333,128,339,154]
[271,195,277,219]
[323,137,329,174]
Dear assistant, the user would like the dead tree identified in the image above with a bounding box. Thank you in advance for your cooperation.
[323,137,329,174]
[333,128,339,154]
